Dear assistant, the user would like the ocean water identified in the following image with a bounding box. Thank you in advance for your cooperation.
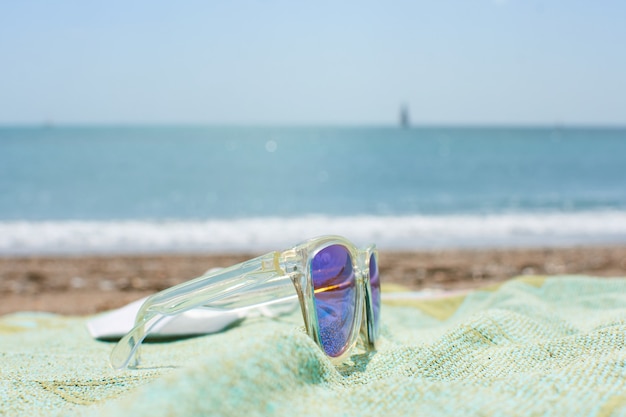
[1,126,625,254]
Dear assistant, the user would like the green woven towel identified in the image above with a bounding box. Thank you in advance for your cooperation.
[2,276,626,417]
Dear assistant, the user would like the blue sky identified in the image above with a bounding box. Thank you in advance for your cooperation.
[1,1,625,126]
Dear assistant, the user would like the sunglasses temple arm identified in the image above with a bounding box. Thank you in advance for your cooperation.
[109,251,297,370]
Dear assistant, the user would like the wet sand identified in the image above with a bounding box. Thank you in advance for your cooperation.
[1,245,625,315]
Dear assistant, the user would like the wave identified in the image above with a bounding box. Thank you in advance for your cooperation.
[2,211,626,255]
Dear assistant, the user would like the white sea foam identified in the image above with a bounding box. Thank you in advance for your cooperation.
[1,211,626,255]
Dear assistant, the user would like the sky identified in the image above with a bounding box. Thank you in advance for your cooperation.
[1,1,625,126]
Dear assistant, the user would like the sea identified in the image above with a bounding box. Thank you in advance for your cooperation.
[1,126,625,255]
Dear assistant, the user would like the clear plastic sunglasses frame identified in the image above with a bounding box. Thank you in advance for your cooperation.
[110,235,379,369]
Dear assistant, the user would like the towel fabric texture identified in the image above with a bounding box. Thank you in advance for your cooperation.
[2,276,626,416]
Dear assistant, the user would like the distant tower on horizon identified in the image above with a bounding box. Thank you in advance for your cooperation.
[399,104,410,128]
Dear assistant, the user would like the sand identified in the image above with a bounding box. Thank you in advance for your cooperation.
[1,245,626,315]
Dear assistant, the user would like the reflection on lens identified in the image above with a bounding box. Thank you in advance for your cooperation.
[311,245,356,357]
[369,253,380,338]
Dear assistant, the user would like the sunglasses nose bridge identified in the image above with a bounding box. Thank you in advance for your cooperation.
[354,254,369,315]
[354,251,369,283]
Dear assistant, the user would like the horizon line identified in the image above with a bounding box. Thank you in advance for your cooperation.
[1,122,626,130]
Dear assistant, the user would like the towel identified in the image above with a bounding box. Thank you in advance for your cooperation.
[2,276,626,416]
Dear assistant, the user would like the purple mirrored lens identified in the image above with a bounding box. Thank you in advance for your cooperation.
[369,254,381,337]
[311,245,356,357]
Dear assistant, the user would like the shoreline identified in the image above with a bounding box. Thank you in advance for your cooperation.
[2,212,626,255]
[1,245,625,315]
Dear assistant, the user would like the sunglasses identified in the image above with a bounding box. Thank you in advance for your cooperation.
[110,235,380,369]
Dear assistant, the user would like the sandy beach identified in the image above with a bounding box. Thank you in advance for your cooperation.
[1,245,625,316]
